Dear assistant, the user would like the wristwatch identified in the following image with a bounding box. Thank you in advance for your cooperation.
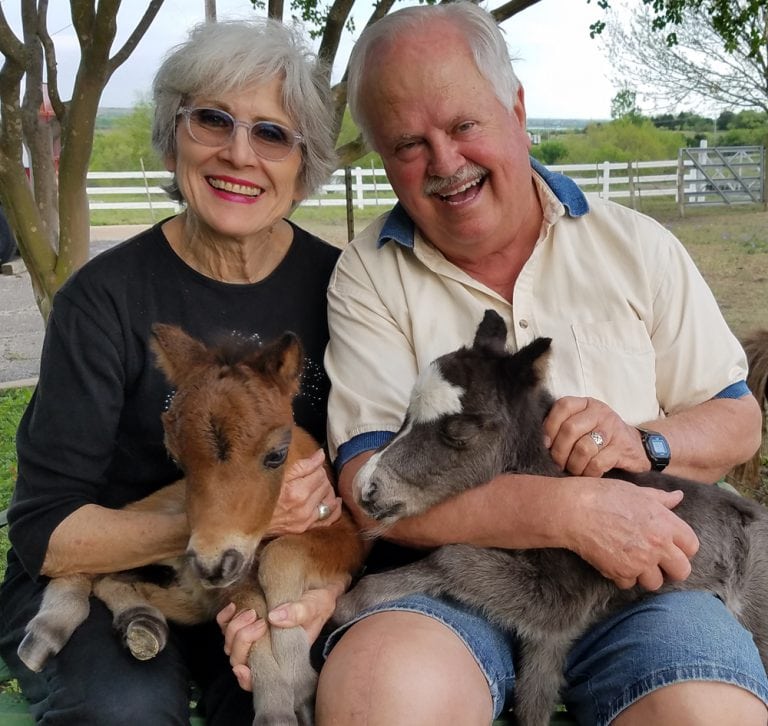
[637,428,670,472]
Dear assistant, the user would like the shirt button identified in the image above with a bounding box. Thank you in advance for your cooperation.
[518,319,529,329]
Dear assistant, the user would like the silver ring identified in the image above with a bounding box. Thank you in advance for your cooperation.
[589,431,605,448]
[316,502,331,521]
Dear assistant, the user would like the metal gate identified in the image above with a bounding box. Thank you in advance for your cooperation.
[678,145,765,210]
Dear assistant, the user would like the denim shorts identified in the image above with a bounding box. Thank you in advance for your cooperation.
[324,590,768,724]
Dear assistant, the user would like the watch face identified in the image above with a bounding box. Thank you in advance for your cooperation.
[648,434,671,458]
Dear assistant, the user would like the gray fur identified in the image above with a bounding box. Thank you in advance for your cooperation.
[335,310,768,726]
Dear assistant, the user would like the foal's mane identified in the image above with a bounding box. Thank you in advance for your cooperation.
[211,337,264,368]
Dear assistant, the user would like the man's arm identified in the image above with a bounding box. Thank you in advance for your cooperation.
[643,395,762,482]
[339,451,698,591]
[545,394,762,483]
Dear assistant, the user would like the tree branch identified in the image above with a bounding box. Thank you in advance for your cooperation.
[108,1,166,75]
[268,0,285,20]
[599,4,767,114]
[336,135,367,167]
[318,0,356,68]
[37,0,66,120]
[70,0,95,46]
[0,6,25,65]
[491,0,543,22]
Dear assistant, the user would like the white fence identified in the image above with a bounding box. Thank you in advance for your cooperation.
[86,154,765,215]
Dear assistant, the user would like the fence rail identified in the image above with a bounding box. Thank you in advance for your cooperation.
[86,150,765,215]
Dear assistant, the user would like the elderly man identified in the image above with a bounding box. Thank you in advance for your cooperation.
[315,3,767,725]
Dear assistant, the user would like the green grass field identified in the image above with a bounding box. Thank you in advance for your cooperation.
[0,387,33,581]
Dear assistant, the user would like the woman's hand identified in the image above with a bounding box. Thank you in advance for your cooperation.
[217,579,348,692]
[267,449,342,536]
[217,604,268,691]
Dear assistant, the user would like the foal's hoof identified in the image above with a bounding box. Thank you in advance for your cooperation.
[124,618,167,660]
[17,632,56,673]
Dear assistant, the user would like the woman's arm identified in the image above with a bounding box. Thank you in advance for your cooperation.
[42,505,189,577]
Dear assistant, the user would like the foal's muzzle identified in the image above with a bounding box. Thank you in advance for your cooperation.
[187,548,246,588]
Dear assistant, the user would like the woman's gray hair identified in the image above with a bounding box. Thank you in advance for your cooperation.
[347,2,520,149]
[152,18,336,201]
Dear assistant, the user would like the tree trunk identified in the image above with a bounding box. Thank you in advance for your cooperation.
[0,1,165,321]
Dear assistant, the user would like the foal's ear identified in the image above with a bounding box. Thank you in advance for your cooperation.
[510,337,552,385]
[150,323,208,385]
[253,332,304,396]
[472,309,508,354]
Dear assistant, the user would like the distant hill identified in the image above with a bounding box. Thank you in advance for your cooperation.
[527,118,607,131]
[95,108,606,134]
[96,107,135,130]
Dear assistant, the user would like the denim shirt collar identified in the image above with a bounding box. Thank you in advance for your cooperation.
[377,157,589,249]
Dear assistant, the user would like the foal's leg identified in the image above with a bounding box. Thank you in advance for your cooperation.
[17,574,93,672]
[224,583,299,726]
[257,539,318,726]
[258,527,362,726]
[93,576,171,660]
[514,636,572,726]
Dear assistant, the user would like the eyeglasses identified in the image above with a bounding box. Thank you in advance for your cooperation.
[176,107,304,162]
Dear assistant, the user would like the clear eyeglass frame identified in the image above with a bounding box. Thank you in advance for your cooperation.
[176,106,304,162]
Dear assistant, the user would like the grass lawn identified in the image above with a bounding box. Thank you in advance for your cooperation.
[0,387,33,582]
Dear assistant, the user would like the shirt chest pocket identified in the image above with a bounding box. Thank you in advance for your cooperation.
[548,320,661,424]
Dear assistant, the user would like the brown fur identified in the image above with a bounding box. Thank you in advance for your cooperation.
[728,329,768,491]
[18,325,365,726]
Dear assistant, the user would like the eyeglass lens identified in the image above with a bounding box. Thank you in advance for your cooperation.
[185,108,300,161]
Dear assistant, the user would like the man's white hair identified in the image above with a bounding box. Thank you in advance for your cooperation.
[347,2,521,150]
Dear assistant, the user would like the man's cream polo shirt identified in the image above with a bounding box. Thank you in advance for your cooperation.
[325,161,748,468]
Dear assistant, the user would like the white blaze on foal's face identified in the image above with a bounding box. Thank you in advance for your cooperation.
[372,360,466,470]
[408,361,465,423]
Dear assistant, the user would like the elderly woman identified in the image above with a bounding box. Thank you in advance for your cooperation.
[0,18,344,725]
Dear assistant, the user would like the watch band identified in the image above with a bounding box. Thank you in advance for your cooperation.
[637,428,671,472]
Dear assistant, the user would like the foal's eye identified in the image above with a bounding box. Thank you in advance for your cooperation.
[263,446,288,469]
[439,414,484,449]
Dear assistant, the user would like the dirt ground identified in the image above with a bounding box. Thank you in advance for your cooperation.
[652,206,768,339]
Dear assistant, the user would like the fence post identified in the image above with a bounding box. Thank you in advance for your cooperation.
[627,160,636,209]
[677,149,685,218]
[602,161,610,198]
[371,161,380,206]
[139,158,155,222]
[354,167,364,210]
[344,167,355,243]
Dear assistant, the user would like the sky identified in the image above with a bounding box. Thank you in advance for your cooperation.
[2,0,618,120]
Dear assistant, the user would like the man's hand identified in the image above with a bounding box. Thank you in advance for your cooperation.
[566,477,699,591]
[544,396,649,476]
[217,580,347,692]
